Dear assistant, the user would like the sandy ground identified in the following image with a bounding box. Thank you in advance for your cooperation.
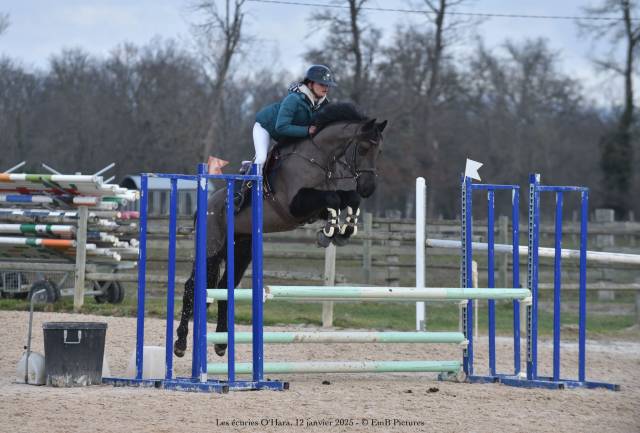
[0,310,638,433]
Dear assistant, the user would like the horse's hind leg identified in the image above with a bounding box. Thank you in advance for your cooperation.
[174,255,221,357]
[214,236,253,357]
[174,269,195,357]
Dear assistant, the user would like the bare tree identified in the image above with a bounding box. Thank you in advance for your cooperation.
[305,0,380,106]
[579,0,640,215]
[191,0,248,161]
[466,40,593,181]
[0,13,9,37]
[410,0,477,215]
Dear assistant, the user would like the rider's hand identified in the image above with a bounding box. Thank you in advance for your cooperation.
[308,125,317,136]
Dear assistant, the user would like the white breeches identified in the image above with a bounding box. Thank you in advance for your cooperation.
[253,122,271,168]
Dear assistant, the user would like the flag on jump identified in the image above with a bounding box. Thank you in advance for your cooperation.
[208,156,229,175]
[464,158,483,181]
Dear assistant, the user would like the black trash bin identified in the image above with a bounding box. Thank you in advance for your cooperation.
[42,322,107,387]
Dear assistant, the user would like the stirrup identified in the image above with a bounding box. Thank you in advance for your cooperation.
[239,160,253,174]
[233,179,252,213]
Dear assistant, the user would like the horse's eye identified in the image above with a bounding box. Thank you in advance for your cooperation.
[358,146,368,155]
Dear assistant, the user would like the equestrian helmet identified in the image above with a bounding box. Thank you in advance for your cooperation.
[304,65,337,87]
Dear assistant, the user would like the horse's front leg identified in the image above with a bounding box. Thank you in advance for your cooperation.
[333,190,362,246]
[290,188,341,248]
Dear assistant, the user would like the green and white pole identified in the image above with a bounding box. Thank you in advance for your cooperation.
[206,286,531,302]
[208,360,462,375]
[207,331,467,345]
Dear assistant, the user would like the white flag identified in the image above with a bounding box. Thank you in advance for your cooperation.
[464,158,483,181]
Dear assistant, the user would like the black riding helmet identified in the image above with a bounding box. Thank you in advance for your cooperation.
[305,65,337,87]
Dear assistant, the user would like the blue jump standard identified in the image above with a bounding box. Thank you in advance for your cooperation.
[102,164,287,392]
[458,174,619,391]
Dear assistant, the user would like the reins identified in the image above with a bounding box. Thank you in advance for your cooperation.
[281,122,377,186]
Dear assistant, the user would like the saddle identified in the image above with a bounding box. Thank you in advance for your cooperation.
[234,146,282,212]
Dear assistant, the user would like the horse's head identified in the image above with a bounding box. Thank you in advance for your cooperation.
[346,118,386,198]
[309,103,386,198]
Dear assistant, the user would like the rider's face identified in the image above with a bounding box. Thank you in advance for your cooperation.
[309,81,329,99]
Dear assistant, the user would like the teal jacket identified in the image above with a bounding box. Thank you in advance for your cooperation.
[255,87,327,141]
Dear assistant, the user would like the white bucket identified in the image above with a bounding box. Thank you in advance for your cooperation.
[16,351,46,385]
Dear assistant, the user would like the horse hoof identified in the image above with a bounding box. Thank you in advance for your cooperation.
[332,234,349,246]
[214,344,227,357]
[316,230,332,248]
[174,339,186,358]
[342,225,355,237]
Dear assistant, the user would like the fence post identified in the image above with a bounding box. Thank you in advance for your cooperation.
[73,205,89,312]
[386,240,400,287]
[362,212,373,284]
[630,211,636,247]
[323,243,336,328]
[385,214,401,287]
[595,208,616,301]
[636,290,640,326]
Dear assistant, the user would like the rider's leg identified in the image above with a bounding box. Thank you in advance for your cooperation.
[235,123,270,210]
[253,122,270,174]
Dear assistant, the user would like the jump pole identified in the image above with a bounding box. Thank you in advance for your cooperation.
[426,239,640,265]
[416,177,426,330]
[206,287,530,301]
[207,360,462,375]
[207,331,468,345]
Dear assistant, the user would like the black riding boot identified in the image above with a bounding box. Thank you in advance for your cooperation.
[234,161,255,213]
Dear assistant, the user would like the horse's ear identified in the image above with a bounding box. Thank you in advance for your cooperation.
[376,120,387,133]
[361,118,376,132]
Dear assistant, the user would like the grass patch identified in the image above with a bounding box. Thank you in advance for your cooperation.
[0,295,634,336]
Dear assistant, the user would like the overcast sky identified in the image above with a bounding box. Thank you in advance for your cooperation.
[0,1,626,103]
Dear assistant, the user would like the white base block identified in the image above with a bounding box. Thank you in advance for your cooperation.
[102,353,111,378]
[125,346,166,379]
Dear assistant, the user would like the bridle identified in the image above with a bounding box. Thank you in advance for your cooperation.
[338,131,379,180]
[285,122,379,185]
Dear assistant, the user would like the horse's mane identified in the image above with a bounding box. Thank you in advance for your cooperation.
[311,102,367,132]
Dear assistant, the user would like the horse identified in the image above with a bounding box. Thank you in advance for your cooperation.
[174,103,386,358]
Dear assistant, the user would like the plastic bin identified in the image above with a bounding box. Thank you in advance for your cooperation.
[42,322,107,387]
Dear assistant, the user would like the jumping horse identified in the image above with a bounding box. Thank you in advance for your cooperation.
[174,103,387,357]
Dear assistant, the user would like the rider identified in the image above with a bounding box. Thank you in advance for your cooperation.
[252,64,337,175]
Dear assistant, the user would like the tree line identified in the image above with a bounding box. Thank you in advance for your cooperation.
[0,1,637,220]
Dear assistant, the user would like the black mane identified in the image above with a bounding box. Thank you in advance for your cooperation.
[311,102,367,131]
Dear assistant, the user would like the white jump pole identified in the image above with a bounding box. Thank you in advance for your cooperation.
[416,177,426,331]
